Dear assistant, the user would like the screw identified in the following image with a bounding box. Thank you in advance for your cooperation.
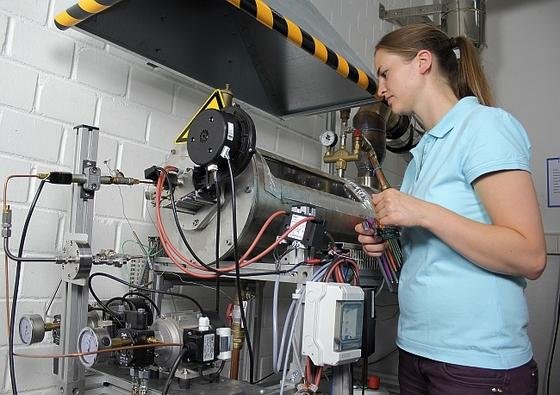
[226,240,232,246]
[193,219,199,226]
[244,186,252,193]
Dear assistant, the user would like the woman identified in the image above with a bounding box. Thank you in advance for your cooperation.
[355,24,546,395]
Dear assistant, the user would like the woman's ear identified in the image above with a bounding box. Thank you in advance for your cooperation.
[416,50,432,74]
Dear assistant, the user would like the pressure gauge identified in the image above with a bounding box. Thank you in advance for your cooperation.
[319,130,338,147]
[19,314,45,345]
[77,327,112,367]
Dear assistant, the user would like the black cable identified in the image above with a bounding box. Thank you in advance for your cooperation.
[227,158,254,384]
[87,278,125,326]
[161,167,289,279]
[89,272,204,314]
[9,179,46,395]
[162,347,189,395]
[123,291,161,317]
[214,173,221,314]
[106,296,135,310]
[228,261,307,277]
[252,371,275,385]
[87,307,106,314]
[199,360,226,382]
[161,168,220,273]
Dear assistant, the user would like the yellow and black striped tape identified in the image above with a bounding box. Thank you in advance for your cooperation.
[55,0,376,95]
[226,0,377,95]
[54,0,123,30]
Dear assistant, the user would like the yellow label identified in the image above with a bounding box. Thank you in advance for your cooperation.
[175,90,226,144]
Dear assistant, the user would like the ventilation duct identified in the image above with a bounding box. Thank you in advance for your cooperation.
[55,0,378,117]
[380,0,486,48]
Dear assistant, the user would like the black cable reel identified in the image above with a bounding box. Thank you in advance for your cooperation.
[187,106,256,199]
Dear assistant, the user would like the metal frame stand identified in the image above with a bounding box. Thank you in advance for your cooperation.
[57,125,99,394]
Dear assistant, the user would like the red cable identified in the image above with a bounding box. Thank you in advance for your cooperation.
[154,170,316,276]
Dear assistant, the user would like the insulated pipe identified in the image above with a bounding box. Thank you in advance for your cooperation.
[54,0,123,30]
[225,0,377,95]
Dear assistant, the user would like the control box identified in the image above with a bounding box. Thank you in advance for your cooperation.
[302,282,364,366]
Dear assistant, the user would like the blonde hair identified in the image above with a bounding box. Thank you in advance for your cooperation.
[375,24,494,106]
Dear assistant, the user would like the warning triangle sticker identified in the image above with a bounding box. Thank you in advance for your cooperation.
[175,89,226,144]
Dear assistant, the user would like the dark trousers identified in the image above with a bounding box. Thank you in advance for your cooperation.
[398,348,538,395]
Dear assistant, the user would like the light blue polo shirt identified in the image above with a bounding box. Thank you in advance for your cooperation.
[397,96,533,369]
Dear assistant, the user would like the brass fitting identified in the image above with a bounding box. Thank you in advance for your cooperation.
[231,304,245,350]
[221,84,234,107]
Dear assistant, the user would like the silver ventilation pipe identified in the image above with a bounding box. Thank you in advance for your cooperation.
[380,0,486,48]
[441,0,486,48]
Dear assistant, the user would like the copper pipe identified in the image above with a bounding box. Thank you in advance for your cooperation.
[230,348,241,379]
[366,149,391,191]
[13,342,182,359]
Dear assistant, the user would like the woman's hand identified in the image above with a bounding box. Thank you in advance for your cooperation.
[354,222,386,257]
[372,188,428,228]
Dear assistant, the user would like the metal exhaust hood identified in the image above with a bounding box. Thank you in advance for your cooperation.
[55,0,377,117]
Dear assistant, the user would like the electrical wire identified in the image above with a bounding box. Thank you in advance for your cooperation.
[272,246,298,374]
[8,178,46,395]
[122,291,161,317]
[226,157,254,384]
[253,371,275,384]
[214,171,221,314]
[155,166,315,277]
[88,272,204,313]
[157,272,233,302]
[199,360,226,382]
[162,347,190,395]
[106,296,135,310]
[43,279,62,319]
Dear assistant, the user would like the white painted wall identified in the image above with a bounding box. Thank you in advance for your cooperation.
[484,1,560,393]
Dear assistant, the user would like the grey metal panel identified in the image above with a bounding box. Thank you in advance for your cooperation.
[74,0,375,117]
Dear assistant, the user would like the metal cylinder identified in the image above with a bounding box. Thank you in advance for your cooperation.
[442,0,486,48]
[165,149,372,263]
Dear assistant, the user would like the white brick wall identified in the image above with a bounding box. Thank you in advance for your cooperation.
[0,59,38,110]
[12,20,75,77]
[0,1,401,392]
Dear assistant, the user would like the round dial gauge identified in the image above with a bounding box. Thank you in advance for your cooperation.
[77,327,111,367]
[319,130,338,147]
[18,315,45,345]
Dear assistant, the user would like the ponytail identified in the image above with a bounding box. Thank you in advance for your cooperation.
[376,24,494,107]
[451,36,494,106]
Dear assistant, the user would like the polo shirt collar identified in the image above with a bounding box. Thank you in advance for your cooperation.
[427,96,479,138]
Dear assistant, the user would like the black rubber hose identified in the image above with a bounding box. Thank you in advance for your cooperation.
[9,179,46,394]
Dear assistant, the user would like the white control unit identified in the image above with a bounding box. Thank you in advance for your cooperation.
[302,282,364,366]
